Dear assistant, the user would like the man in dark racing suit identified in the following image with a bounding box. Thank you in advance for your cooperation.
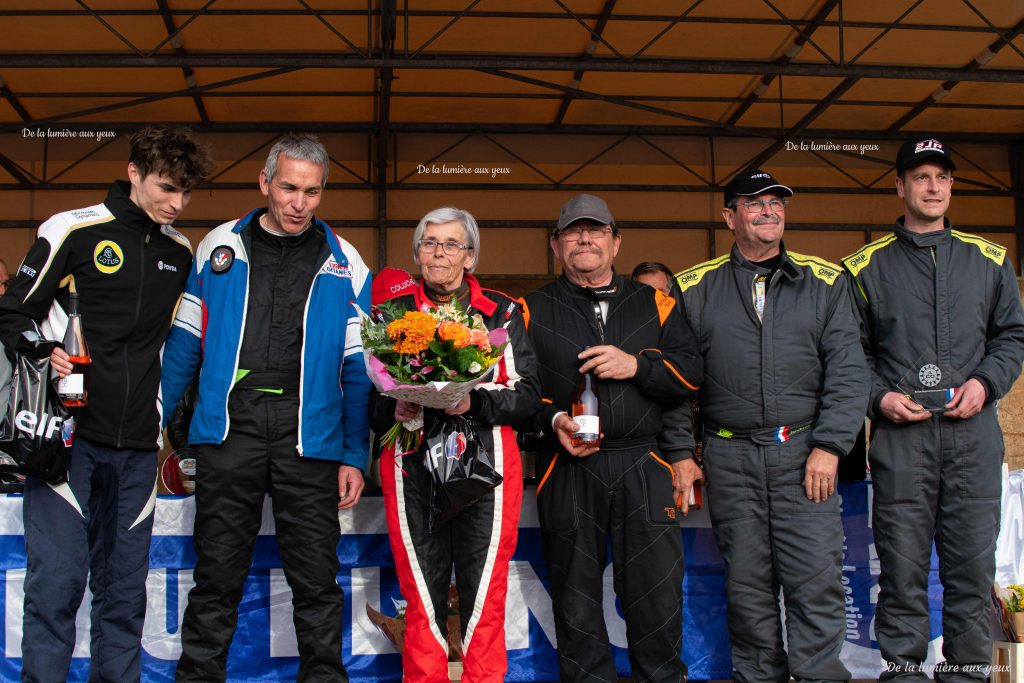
[842,136,1024,681]
[0,125,212,682]
[523,194,703,683]
[674,169,869,682]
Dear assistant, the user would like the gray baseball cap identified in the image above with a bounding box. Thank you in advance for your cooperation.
[557,194,615,232]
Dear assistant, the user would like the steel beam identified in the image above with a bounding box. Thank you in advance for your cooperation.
[3,54,1023,83]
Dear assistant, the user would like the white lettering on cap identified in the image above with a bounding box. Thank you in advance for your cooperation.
[914,139,943,154]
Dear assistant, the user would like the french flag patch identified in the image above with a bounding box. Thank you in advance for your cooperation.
[776,426,791,443]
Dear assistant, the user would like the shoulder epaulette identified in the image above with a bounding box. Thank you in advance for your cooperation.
[675,254,729,293]
[951,230,1006,266]
[787,251,842,286]
[160,224,193,254]
[842,233,897,276]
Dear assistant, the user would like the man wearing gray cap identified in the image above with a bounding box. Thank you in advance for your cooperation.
[674,169,868,682]
[522,194,702,682]
[843,137,1024,680]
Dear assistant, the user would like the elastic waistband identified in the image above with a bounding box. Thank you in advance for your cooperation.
[704,420,814,446]
[234,371,300,392]
[599,437,657,452]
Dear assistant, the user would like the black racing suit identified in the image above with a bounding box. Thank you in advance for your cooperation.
[369,274,539,683]
[523,273,702,683]
[674,244,869,683]
[0,181,193,682]
[176,215,352,682]
[843,220,1024,682]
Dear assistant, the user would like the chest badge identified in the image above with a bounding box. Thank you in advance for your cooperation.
[94,241,123,274]
[210,246,235,274]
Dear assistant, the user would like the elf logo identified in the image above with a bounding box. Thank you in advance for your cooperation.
[15,409,63,440]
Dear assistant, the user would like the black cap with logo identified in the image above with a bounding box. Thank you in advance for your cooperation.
[895,135,956,175]
[722,168,794,207]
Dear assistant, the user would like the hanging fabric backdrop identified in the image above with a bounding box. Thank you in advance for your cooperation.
[0,472,1021,682]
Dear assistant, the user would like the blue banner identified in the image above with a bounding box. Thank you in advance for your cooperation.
[0,480,978,681]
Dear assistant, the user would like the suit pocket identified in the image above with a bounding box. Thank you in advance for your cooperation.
[642,451,679,525]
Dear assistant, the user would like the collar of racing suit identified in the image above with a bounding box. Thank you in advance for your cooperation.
[894,216,952,248]
[106,180,161,233]
[412,272,498,316]
[729,241,800,281]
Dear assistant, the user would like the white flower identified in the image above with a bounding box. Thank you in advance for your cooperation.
[468,361,482,374]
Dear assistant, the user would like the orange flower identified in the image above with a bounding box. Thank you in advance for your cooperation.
[387,311,436,355]
[469,328,491,351]
[438,320,472,348]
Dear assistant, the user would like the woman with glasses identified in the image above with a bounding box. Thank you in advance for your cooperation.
[369,206,539,682]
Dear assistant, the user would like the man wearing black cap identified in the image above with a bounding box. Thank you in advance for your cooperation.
[522,194,703,682]
[843,137,1024,680]
[674,169,868,682]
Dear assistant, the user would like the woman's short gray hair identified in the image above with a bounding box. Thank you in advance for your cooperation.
[412,207,480,273]
[263,134,330,188]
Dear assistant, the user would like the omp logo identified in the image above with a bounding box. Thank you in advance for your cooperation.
[913,139,943,154]
[818,266,837,278]
[846,253,867,267]
[15,409,63,440]
[985,245,1002,257]
[19,264,36,278]
[94,240,124,274]
[678,271,698,284]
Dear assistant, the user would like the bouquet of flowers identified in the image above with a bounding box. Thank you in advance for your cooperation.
[362,299,508,451]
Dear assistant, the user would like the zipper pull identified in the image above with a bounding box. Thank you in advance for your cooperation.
[145,226,152,244]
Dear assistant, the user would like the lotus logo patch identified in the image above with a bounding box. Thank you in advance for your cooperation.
[94,241,123,274]
[210,246,234,274]
[444,431,467,460]
[324,261,353,278]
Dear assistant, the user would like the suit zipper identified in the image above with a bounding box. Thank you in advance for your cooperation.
[116,227,151,447]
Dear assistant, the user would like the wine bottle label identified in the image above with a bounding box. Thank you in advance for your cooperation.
[58,374,84,396]
[573,414,599,436]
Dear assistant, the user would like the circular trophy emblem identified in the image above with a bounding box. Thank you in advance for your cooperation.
[918,363,942,388]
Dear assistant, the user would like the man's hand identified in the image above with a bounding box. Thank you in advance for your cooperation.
[552,413,600,458]
[337,465,365,510]
[50,347,72,377]
[943,378,986,419]
[394,400,422,423]
[444,394,471,415]
[878,391,931,424]
[671,458,704,515]
[803,448,839,503]
[578,345,638,380]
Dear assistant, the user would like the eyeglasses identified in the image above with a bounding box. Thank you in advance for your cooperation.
[555,225,614,242]
[417,238,472,256]
[733,198,789,213]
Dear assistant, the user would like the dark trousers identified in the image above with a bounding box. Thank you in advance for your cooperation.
[702,431,850,683]
[21,436,157,683]
[870,409,1003,683]
[536,446,686,683]
[175,391,346,683]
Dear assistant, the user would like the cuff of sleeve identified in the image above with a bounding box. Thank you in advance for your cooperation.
[633,351,655,387]
[969,375,994,404]
[810,442,844,458]
[467,390,484,417]
[551,410,567,430]
[664,449,694,464]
